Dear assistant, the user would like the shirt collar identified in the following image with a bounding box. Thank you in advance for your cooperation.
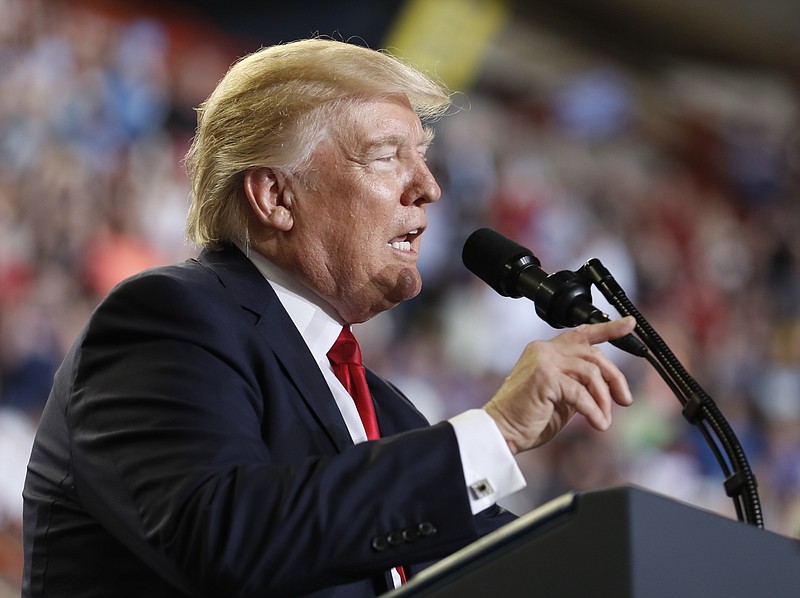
[238,244,344,360]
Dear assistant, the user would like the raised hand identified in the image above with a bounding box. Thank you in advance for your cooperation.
[484,317,636,454]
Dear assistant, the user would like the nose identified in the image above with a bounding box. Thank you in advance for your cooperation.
[402,158,441,207]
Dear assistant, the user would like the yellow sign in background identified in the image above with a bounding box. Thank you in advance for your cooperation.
[384,0,510,92]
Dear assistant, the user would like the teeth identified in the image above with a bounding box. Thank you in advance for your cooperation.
[408,229,419,235]
[390,241,412,251]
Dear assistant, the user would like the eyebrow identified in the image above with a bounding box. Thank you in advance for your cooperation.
[363,126,436,153]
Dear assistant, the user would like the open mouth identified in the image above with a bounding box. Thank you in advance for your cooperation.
[388,228,422,252]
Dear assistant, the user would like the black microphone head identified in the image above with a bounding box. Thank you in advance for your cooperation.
[462,228,540,297]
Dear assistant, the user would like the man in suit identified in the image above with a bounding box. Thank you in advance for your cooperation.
[22,39,635,596]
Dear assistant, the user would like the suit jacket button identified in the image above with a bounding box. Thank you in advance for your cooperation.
[387,531,403,546]
[402,527,420,542]
[418,521,437,537]
[371,535,389,552]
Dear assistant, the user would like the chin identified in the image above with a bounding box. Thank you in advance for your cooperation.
[357,268,423,321]
[395,267,423,301]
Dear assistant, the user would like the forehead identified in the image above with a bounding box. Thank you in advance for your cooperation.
[335,96,430,148]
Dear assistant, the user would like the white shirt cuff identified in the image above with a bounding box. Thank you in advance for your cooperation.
[448,409,527,514]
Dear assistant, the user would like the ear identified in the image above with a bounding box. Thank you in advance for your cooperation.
[244,167,294,232]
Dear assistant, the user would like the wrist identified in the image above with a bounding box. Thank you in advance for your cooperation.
[482,403,523,455]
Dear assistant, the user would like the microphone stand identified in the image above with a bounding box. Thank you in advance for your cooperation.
[578,258,764,528]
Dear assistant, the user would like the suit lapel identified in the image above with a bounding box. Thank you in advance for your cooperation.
[197,246,354,453]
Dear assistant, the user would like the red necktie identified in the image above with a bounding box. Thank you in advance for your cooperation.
[327,326,380,440]
[327,326,408,584]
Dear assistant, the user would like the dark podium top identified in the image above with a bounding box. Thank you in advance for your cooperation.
[390,485,800,597]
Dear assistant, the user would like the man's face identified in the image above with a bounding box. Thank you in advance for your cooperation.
[285,95,441,323]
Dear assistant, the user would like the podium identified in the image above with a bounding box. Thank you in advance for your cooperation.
[389,485,800,597]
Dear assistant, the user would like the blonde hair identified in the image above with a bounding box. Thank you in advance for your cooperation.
[184,38,452,248]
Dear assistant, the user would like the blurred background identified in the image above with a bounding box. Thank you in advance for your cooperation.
[1,0,799,592]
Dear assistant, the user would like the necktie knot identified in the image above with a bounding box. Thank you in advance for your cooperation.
[327,327,362,367]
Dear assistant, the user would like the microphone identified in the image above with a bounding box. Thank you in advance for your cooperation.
[462,228,647,357]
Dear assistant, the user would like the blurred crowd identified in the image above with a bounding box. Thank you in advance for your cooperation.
[1,0,800,591]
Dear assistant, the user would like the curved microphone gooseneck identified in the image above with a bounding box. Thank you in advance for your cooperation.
[580,258,762,527]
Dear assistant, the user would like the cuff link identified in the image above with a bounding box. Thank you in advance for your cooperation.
[469,478,494,500]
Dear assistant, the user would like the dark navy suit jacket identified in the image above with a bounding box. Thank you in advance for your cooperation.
[23,245,514,597]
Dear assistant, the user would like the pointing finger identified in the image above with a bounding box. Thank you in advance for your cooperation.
[557,316,636,347]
